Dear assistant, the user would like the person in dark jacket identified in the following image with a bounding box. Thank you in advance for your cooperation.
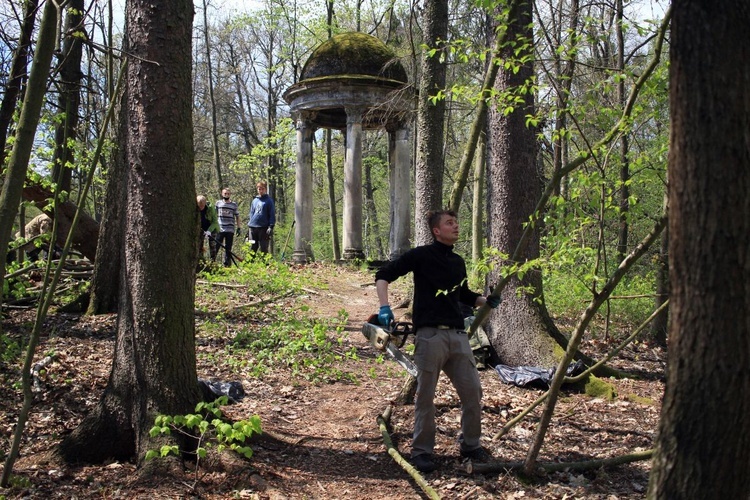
[374,209,501,473]
[247,181,276,255]
[197,195,219,261]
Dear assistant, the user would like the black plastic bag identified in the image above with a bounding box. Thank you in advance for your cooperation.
[198,378,246,403]
[494,360,584,388]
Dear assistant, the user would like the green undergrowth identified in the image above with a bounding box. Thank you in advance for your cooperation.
[543,271,657,340]
[230,309,358,383]
[196,259,360,384]
[197,250,307,299]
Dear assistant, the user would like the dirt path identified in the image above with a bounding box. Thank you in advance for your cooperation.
[217,265,662,499]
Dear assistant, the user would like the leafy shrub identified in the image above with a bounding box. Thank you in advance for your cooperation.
[146,396,262,463]
[231,309,356,382]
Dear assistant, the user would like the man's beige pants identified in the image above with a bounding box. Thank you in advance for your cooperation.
[411,327,482,458]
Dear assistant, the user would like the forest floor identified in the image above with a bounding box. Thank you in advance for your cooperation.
[0,262,665,499]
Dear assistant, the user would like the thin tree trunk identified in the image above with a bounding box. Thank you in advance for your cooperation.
[471,131,486,266]
[550,0,579,200]
[52,0,85,193]
[326,130,341,261]
[650,203,668,346]
[0,0,59,481]
[322,8,340,261]
[0,0,39,167]
[202,0,223,192]
[615,0,629,263]
[0,0,58,306]
[266,42,281,248]
[227,43,259,153]
[363,153,384,260]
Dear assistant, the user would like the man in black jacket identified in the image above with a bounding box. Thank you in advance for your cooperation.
[374,210,500,473]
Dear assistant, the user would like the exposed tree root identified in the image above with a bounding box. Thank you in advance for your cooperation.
[259,429,311,447]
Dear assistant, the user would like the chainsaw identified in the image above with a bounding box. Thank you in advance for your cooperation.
[362,315,418,377]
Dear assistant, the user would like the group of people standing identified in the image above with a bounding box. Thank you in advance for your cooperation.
[197,181,276,266]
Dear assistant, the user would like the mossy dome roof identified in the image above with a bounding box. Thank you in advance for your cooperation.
[300,32,407,83]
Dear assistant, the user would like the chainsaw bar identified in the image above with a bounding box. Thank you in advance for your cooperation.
[362,321,418,377]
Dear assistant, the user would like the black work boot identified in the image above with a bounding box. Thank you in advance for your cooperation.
[411,454,437,473]
[460,446,492,462]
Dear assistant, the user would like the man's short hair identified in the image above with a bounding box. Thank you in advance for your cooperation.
[257,181,267,188]
[196,195,207,204]
[426,209,457,233]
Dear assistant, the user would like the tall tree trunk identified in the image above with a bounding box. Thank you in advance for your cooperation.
[326,130,341,261]
[0,0,58,305]
[445,0,517,215]
[551,0,579,200]
[227,43,259,154]
[0,0,39,167]
[484,0,561,367]
[51,0,85,193]
[471,130,486,267]
[266,41,281,240]
[323,11,340,261]
[363,153,384,260]
[414,0,448,245]
[58,0,199,464]
[266,33,277,181]
[202,0,223,192]
[650,210,668,346]
[615,0,629,263]
[648,1,750,496]
[87,61,128,315]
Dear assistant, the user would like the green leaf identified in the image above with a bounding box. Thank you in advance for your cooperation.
[160,445,178,457]
[233,445,254,459]
[185,414,202,428]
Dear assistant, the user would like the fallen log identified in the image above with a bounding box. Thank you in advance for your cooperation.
[22,184,99,262]
[377,407,440,500]
[468,448,653,475]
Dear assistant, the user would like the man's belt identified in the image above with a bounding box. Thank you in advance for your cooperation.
[423,325,467,334]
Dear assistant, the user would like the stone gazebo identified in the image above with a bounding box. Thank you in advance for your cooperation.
[283,32,413,263]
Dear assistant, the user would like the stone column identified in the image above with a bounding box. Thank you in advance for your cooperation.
[343,107,365,260]
[293,113,315,263]
[389,124,411,259]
